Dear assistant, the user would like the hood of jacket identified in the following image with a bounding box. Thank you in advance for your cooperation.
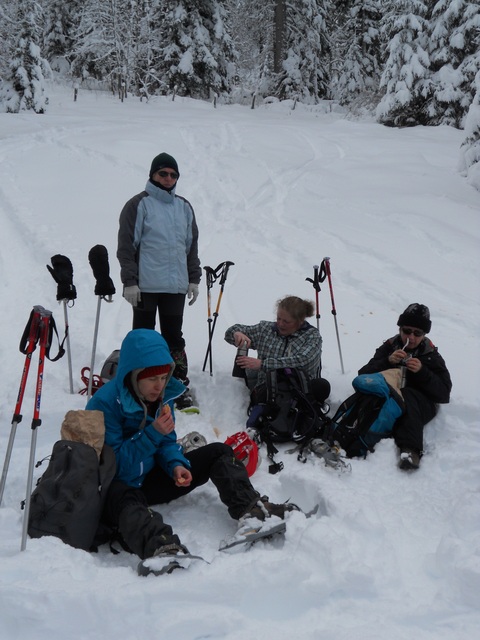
[116,329,174,390]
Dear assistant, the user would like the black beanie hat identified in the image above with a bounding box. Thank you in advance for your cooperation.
[397,303,431,333]
[149,153,180,179]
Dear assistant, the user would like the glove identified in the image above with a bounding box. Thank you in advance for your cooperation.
[187,283,199,306]
[88,245,116,297]
[123,285,141,307]
[46,254,77,301]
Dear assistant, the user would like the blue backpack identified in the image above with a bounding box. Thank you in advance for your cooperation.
[326,372,405,458]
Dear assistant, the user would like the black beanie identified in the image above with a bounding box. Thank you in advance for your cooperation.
[397,303,431,333]
[149,153,180,179]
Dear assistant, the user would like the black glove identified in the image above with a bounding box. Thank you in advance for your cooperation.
[88,245,116,297]
[47,255,77,301]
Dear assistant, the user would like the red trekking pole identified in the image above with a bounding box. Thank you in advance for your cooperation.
[0,307,42,507]
[322,257,345,374]
[21,310,52,550]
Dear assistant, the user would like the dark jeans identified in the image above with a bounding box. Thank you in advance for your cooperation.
[393,388,437,454]
[102,443,259,559]
[133,292,186,352]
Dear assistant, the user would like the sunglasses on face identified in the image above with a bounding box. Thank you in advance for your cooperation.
[401,327,424,337]
[156,170,179,179]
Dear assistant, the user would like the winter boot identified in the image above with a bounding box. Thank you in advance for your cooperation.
[137,542,191,576]
[242,495,301,521]
[398,449,420,471]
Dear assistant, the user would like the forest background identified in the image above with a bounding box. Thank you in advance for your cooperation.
[0,1,479,127]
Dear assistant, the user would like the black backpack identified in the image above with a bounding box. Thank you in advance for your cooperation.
[325,372,405,458]
[28,412,116,551]
[247,367,328,473]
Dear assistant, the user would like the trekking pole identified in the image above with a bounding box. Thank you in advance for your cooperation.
[0,307,42,507]
[202,261,234,375]
[306,264,322,331]
[202,265,217,376]
[21,308,52,551]
[47,255,77,393]
[322,257,345,374]
[86,245,116,400]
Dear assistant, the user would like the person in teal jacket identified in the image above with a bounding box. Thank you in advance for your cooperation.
[87,329,293,570]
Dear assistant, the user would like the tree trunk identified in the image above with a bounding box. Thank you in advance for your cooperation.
[273,0,286,74]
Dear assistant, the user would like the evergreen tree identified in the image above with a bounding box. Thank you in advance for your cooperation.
[335,0,383,106]
[227,0,274,99]
[275,0,332,103]
[41,0,82,72]
[0,0,50,113]
[376,0,432,126]
[428,0,480,127]
[158,0,237,100]
[459,70,480,191]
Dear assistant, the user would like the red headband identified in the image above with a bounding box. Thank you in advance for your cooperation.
[137,365,171,381]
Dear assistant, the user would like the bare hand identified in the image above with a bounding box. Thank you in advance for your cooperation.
[388,349,407,365]
[236,356,261,370]
[404,357,422,373]
[153,404,175,435]
[233,331,251,348]
[173,466,192,487]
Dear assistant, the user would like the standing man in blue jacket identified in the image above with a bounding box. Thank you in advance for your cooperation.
[117,152,201,410]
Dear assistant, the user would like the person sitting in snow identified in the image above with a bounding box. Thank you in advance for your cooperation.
[86,329,296,574]
[357,303,452,471]
[224,295,330,402]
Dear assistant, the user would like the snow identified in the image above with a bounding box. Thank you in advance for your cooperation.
[0,84,479,640]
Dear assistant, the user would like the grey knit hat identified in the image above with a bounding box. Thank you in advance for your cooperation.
[397,303,431,333]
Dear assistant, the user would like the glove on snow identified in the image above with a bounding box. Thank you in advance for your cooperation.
[46,254,77,301]
[88,245,116,297]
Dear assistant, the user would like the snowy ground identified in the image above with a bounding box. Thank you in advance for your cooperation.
[0,85,479,640]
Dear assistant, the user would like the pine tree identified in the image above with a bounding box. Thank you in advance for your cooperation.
[275,0,332,103]
[42,0,82,72]
[376,0,432,126]
[459,70,480,191]
[335,0,384,106]
[428,0,480,127]
[158,0,237,100]
[0,0,50,114]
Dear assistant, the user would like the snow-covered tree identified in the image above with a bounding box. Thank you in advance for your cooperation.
[459,70,480,191]
[334,0,384,106]
[275,0,332,102]
[376,0,432,126]
[0,0,50,114]
[428,0,480,127]
[158,0,237,100]
[41,0,82,73]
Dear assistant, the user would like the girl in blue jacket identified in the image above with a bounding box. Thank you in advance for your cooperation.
[87,329,292,567]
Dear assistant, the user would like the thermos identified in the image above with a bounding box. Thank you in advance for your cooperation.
[232,341,248,378]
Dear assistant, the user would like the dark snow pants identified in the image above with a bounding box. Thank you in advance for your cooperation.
[393,388,437,455]
[132,292,186,352]
[102,443,259,559]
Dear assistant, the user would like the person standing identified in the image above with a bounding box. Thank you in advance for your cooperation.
[117,152,201,410]
[358,303,452,470]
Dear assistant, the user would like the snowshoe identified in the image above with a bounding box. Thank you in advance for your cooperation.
[219,517,286,552]
[138,549,207,577]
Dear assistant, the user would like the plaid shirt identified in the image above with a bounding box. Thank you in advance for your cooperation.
[225,320,322,384]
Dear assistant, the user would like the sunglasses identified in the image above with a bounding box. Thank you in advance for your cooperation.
[401,327,424,337]
[156,170,179,179]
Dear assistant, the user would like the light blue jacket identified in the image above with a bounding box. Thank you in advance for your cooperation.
[117,181,201,293]
[86,329,190,487]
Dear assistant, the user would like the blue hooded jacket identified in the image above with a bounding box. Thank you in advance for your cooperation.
[86,329,190,487]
